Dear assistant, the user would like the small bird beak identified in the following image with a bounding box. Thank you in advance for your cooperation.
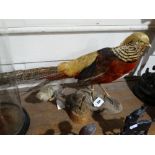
[148,44,152,47]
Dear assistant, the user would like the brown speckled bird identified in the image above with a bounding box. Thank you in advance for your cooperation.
[0,32,151,85]
[47,32,150,84]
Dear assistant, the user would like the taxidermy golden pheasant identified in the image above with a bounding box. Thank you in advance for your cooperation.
[45,32,151,84]
[0,32,151,85]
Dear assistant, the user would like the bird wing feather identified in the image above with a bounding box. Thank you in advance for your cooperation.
[57,51,98,77]
[78,48,113,81]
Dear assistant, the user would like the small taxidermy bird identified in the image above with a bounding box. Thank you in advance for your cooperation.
[0,32,151,85]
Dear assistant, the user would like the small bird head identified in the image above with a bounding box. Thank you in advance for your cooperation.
[113,32,151,62]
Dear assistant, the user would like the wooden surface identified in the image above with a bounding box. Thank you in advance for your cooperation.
[20,78,155,135]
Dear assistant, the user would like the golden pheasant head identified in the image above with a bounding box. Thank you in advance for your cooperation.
[112,32,151,62]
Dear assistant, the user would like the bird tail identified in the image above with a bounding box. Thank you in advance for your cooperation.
[0,66,67,85]
[40,71,67,81]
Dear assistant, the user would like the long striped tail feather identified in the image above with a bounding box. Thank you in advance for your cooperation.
[0,66,66,85]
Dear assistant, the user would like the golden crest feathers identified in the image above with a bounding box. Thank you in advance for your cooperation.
[121,32,150,45]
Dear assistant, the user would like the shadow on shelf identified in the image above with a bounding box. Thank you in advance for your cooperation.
[92,112,124,135]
